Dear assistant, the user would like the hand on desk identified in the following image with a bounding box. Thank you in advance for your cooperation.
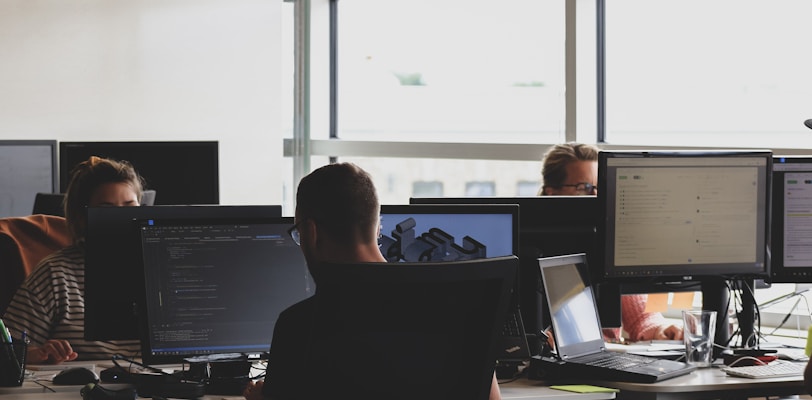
[652,324,683,341]
[26,339,78,364]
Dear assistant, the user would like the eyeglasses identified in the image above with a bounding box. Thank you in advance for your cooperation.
[287,222,302,246]
[559,182,597,194]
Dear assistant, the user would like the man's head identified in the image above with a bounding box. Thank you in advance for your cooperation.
[539,143,599,196]
[294,162,384,264]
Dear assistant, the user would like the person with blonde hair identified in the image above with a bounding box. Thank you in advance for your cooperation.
[2,156,144,363]
[540,143,682,341]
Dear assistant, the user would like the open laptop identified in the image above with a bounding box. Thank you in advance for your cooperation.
[538,253,696,383]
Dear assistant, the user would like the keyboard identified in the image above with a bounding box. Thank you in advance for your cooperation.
[721,361,806,378]
[577,351,657,370]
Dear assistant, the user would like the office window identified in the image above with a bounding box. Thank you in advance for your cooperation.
[335,0,566,144]
[412,181,444,198]
[465,181,496,197]
[340,157,541,205]
[605,0,812,148]
[516,180,539,196]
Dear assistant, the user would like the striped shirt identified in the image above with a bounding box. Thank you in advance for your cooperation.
[2,244,140,361]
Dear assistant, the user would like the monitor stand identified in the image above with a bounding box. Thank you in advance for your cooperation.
[701,278,758,357]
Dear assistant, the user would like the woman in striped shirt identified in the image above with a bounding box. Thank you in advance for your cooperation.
[2,156,145,364]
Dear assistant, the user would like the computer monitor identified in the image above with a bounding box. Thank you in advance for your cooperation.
[598,150,771,281]
[408,197,606,332]
[598,150,772,349]
[770,156,812,283]
[138,216,312,365]
[0,140,58,218]
[59,141,219,205]
[378,204,518,262]
[84,205,282,342]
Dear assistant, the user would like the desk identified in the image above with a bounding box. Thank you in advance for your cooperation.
[501,379,616,399]
[0,378,616,400]
[593,365,807,400]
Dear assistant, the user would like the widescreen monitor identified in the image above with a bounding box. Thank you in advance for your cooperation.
[599,150,771,350]
[378,204,518,262]
[770,156,812,283]
[0,140,57,218]
[408,196,608,331]
[598,150,771,281]
[138,216,312,365]
[84,205,282,342]
[59,141,219,205]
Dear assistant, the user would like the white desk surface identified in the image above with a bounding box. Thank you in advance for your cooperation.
[3,362,804,400]
[591,363,807,400]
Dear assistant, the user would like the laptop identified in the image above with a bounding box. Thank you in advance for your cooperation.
[538,253,696,383]
[496,302,532,363]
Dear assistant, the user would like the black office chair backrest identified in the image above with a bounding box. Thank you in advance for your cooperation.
[305,255,518,400]
[32,190,157,217]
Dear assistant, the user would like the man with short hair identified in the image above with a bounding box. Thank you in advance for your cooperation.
[244,162,502,400]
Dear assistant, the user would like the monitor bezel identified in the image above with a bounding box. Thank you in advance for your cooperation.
[769,155,812,283]
[84,205,283,342]
[136,215,309,365]
[597,150,772,281]
[0,140,58,217]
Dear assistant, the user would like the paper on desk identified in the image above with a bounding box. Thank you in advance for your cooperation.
[550,385,619,393]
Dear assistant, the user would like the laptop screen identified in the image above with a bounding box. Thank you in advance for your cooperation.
[538,253,604,360]
[138,217,313,364]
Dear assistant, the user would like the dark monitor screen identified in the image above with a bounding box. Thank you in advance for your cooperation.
[0,140,57,218]
[770,156,812,283]
[598,150,771,281]
[59,141,219,205]
[378,204,518,262]
[138,217,312,365]
[84,205,282,342]
[408,197,604,332]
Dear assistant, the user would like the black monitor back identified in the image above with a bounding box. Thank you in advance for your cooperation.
[84,205,282,341]
[59,141,219,205]
[408,197,617,331]
[307,256,518,400]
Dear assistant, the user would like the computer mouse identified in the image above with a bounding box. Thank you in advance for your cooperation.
[52,367,100,385]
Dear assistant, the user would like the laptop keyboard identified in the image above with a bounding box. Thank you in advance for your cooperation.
[576,352,657,370]
[502,311,523,336]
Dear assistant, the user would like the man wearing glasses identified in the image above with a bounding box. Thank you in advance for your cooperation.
[538,143,682,342]
[244,162,503,400]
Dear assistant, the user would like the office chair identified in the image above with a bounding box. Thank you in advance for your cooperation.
[296,256,518,400]
[32,190,158,217]
[0,215,71,315]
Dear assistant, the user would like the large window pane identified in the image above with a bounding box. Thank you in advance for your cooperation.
[606,0,812,148]
[337,0,566,143]
[340,158,543,205]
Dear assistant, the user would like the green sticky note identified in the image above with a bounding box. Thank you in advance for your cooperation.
[550,385,619,394]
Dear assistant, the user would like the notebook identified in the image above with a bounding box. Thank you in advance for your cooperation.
[538,253,696,383]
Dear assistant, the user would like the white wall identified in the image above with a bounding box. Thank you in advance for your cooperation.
[0,0,284,206]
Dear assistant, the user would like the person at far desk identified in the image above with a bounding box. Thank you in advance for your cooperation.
[539,143,682,341]
[1,156,143,364]
[243,163,503,400]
